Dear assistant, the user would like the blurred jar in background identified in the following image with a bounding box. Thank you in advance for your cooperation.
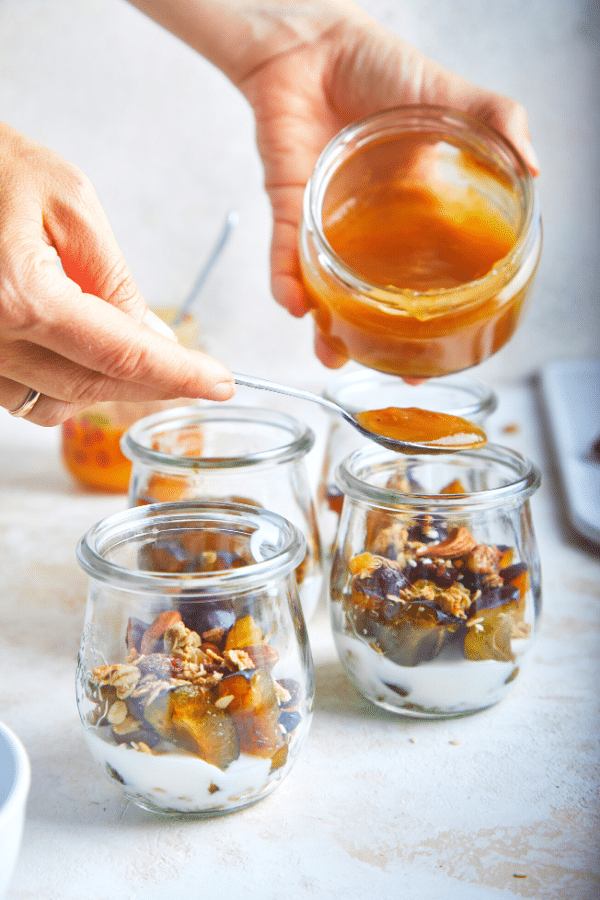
[61,308,200,492]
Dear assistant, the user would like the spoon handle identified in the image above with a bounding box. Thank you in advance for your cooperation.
[171,209,239,328]
[233,372,345,419]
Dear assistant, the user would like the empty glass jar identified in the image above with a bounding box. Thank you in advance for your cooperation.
[76,500,314,816]
[329,443,541,718]
[317,369,498,552]
[121,405,323,621]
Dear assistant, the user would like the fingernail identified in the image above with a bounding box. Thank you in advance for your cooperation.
[205,380,235,401]
[143,308,178,341]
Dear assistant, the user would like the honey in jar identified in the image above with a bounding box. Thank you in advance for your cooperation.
[299,106,542,379]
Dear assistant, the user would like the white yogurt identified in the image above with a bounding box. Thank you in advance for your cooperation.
[85,729,276,814]
[333,629,528,716]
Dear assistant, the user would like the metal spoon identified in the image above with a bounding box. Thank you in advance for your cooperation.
[171,208,239,328]
[233,372,487,455]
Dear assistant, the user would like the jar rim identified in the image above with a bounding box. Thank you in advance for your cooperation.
[77,500,307,592]
[304,104,540,309]
[336,443,541,510]
[323,369,498,420]
[121,405,315,470]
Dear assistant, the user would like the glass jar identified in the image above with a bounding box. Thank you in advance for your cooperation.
[299,106,542,379]
[121,405,323,621]
[317,369,498,553]
[60,307,201,493]
[330,443,541,718]
[76,500,314,816]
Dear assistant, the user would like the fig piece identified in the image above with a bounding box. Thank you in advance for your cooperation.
[217,669,286,759]
[126,617,149,653]
[353,601,459,667]
[143,684,240,770]
[464,605,516,662]
[224,615,264,651]
[178,599,235,638]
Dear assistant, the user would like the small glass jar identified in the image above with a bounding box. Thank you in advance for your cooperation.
[60,307,201,493]
[121,405,323,621]
[330,443,541,718]
[299,106,542,379]
[76,500,314,816]
[317,369,498,552]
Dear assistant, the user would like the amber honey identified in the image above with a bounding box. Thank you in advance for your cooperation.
[354,406,487,450]
[300,107,542,378]
[61,413,132,492]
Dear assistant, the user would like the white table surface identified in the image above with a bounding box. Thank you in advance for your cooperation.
[2,383,600,900]
[1,1,599,898]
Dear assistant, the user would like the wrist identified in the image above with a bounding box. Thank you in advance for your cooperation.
[128,0,367,86]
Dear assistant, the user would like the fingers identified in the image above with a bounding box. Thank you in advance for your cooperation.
[313,328,349,370]
[472,95,540,176]
[0,122,235,425]
[269,196,308,318]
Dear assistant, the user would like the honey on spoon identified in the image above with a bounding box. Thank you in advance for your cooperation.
[232,374,487,454]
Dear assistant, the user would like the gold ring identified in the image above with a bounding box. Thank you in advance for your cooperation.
[9,389,42,418]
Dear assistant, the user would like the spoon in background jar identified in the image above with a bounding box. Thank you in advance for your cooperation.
[232,372,487,455]
[171,208,239,329]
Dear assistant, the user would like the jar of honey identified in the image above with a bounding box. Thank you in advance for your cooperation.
[299,106,542,379]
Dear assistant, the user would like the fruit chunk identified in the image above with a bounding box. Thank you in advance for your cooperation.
[224,615,264,650]
[143,684,240,770]
[136,473,188,504]
[217,669,287,759]
[352,599,459,666]
[464,605,516,662]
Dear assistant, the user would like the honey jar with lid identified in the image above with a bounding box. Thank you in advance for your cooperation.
[299,105,542,379]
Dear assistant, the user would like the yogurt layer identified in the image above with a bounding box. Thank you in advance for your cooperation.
[334,630,527,716]
[85,729,274,813]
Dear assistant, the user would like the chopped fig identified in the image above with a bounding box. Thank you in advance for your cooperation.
[143,684,240,769]
[126,617,149,653]
[351,600,460,667]
[224,615,264,651]
[140,610,182,655]
[464,605,517,662]
[217,669,286,759]
[178,599,235,638]
[278,710,302,734]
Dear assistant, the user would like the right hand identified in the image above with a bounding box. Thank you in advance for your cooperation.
[0,121,234,426]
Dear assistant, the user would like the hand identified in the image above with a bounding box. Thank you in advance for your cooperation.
[0,121,234,425]
[237,1,540,367]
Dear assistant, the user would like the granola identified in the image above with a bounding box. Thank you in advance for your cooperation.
[85,610,302,771]
[341,476,532,667]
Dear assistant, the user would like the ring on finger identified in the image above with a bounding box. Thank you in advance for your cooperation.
[9,388,42,418]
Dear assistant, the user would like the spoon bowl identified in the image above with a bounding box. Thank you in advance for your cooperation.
[232,373,487,455]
